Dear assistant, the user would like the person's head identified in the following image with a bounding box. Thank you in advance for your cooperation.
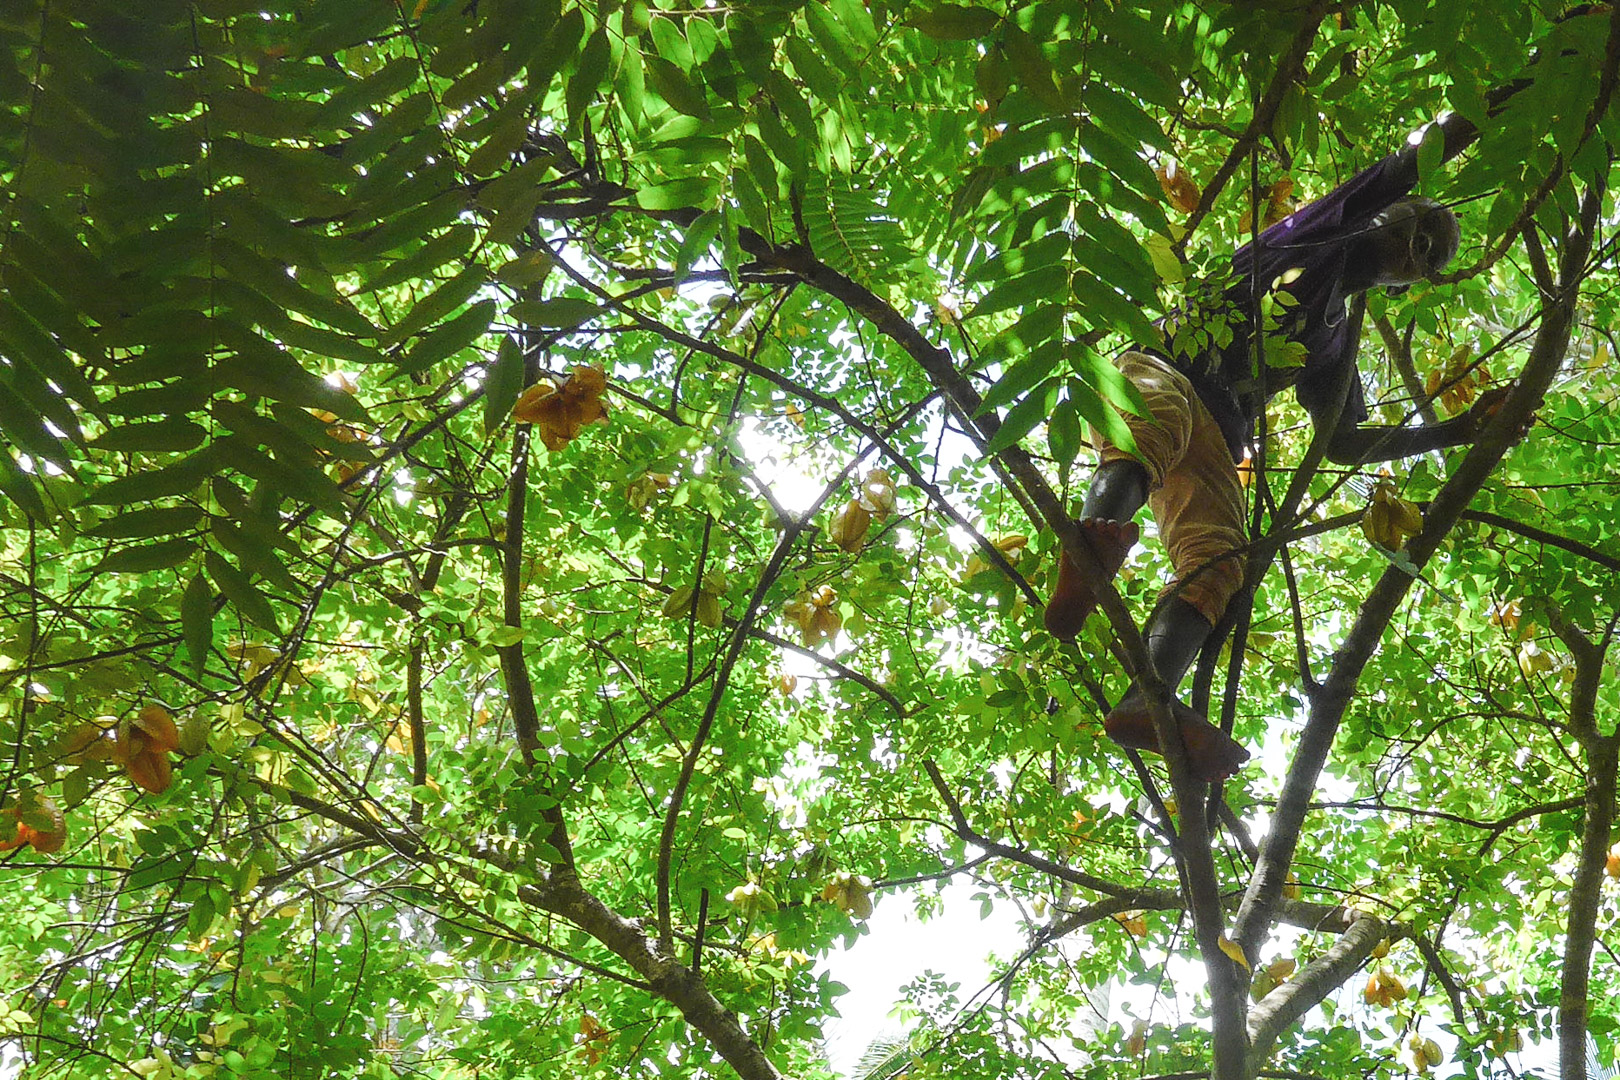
[1348,197,1460,292]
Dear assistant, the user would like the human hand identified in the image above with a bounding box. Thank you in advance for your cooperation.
[1463,383,1537,442]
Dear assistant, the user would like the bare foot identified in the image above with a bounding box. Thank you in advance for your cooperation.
[1043,518,1140,641]
[1103,693,1250,782]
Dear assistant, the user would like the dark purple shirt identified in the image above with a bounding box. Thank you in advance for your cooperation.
[1163,148,1423,461]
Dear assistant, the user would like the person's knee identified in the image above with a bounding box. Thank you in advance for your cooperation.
[1169,556,1245,625]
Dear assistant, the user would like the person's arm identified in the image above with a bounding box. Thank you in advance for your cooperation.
[1313,398,1492,465]
[1303,296,1506,465]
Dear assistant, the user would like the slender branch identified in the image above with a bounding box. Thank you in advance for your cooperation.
[654,453,831,952]
[1373,313,1441,428]
[1560,734,1618,1079]
[1413,934,1471,1029]
[922,759,1151,899]
[1180,2,1335,243]
[1554,598,1618,1078]
[1299,795,1585,834]
[494,392,577,876]
[407,639,427,824]
[1461,509,1620,575]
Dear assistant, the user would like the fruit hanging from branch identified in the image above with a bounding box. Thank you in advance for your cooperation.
[512,366,609,451]
[0,792,66,854]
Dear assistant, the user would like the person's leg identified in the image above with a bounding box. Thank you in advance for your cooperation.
[1103,598,1249,781]
[1043,461,1147,641]
[1100,380,1250,781]
[1044,352,1188,641]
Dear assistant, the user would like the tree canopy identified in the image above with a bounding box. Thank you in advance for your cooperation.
[1,1,1617,1078]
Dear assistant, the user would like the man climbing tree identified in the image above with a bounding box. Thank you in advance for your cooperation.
[0,3,1614,1079]
[1044,143,1508,781]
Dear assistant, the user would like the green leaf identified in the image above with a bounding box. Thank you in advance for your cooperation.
[566,27,612,125]
[617,36,647,117]
[386,265,491,343]
[977,341,1062,414]
[96,537,198,574]
[212,240,373,338]
[182,572,214,678]
[523,6,587,95]
[1084,81,1169,152]
[441,61,508,114]
[784,35,844,112]
[0,452,46,520]
[1080,125,1159,207]
[0,338,84,449]
[206,550,282,634]
[318,55,422,127]
[764,70,816,140]
[984,378,1058,453]
[755,103,807,181]
[968,265,1067,321]
[1070,270,1159,342]
[351,191,466,262]
[1001,25,1063,110]
[89,418,209,454]
[487,624,527,648]
[484,336,526,436]
[210,517,301,593]
[805,3,859,72]
[636,176,722,210]
[1066,375,1136,455]
[394,300,497,377]
[0,295,101,416]
[84,452,218,507]
[0,379,75,469]
[363,225,478,293]
[908,4,1000,40]
[83,506,205,540]
[675,210,723,282]
[213,324,371,422]
[1048,397,1082,470]
[210,85,322,141]
[510,297,603,330]
[476,155,557,216]
[644,54,711,119]
[1070,344,1149,419]
[1416,122,1446,187]
[731,164,772,237]
[274,319,389,367]
[965,231,1069,286]
[211,439,351,520]
[717,201,742,282]
[484,184,553,247]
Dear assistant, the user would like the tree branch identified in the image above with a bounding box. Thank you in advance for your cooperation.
[523,872,785,1080]
[1180,3,1335,244]
[1461,509,1620,574]
[922,758,1156,899]
[1247,911,1391,1065]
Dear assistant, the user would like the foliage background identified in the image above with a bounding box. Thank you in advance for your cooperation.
[0,1,1616,1078]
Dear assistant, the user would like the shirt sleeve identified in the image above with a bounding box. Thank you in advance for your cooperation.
[1230,149,1424,304]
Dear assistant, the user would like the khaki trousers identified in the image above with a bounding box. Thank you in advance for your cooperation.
[1097,351,1247,625]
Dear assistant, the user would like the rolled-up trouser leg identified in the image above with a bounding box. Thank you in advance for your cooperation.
[1096,351,1247,626]
[1096,351,1193,491]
